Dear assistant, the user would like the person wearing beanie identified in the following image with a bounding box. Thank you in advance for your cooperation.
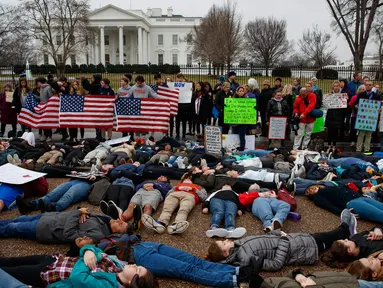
[228,71,239,93]
[259,80,273,136]
[273,77,283,92]
[0,82,17,137]
[213,75,226,95]
[311,77,320,91]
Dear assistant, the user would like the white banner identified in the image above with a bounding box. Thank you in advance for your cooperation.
[323,93,348,109]
[167,82,193,103]
[204,125,222,156]
[222,134,255,151]
[0,163,46,185]
[268,116,287,139]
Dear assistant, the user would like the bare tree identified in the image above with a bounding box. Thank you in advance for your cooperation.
[187,0,242,72]
[245,17,291,76]
[298,25,336,67]
[326,0,383,71]
[373,10,383,73]
[24,0,92,75]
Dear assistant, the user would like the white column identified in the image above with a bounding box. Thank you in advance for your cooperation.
[147,31,151,63]
[137,26,143,64]
[129,32,135,64]
[143,29,148,64]
[95,34,99,64]
[100,26,105,65]
[118,26,124,65]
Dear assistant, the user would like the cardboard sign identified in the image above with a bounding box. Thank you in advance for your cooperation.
[167,82,193,104]
[222,134,255,151]
[323,93,348,109]
[0,163,46,185]
[224,98,257,124]
[268,116,287,139]
[355,99,381,131]
[204,125,222,156]
[5,92,12,103]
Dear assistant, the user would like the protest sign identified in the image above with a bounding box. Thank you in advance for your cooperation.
[224,98,257,124]
[323,93,348,109]
[355,99,381,132]
[167,82,193,104]
[268,116,287,139]
[204,125,222,156]
[5,92,12,103]
[222,134,255,151]
[0,163,46,185]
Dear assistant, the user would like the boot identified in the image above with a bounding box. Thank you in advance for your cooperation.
[16,195,34,215]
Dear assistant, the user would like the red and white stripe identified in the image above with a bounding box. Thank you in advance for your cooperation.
[59,95,115,128]
[18,95,60,129]
[157,86,179,116]
[116,98,170,133]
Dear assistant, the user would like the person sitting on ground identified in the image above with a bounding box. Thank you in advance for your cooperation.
[203,184,247,239]
[145,144,173,166]
[240,184,291,233]
[0,207,129,243]
[305,184,383,224]
[206,210,357,272]
[142,174,207,235]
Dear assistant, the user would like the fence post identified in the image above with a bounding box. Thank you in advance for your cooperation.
[299,64,303,79]
[198,62,201,81]
[250,63,253,76]
[148,62,151,80]
[349,64,353,80]
[11,63,15,89]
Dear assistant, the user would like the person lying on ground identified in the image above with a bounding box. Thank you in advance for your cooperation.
[142,174,207,235]
[305,158,337,181]
[145,144,173,166]
[205,209,356,272]
[347,249,383,282]
[226,169,282,189]
[203,184,247,239]
[0,207,129,243]
[78,142,112,167]
[103,142,136,165]
[305,184,383,224]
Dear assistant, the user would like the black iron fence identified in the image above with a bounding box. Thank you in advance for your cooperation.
[1,64,383,93]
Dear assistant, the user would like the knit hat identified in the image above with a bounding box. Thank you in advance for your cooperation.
[3,82,12,90]
[219,75,225,82]
[262,80,271,86]
[311,77,318,81]
[228,71,236,77]
[275,77,282,82]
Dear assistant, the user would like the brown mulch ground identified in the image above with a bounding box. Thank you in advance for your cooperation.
[0,178,374,288]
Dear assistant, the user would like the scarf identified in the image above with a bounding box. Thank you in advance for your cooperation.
[273,97,283,115]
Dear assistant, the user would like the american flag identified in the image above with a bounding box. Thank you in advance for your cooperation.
[157,86,179,116]
[59,94,115,128]
[115,98,170,133]
[18,93,60,128]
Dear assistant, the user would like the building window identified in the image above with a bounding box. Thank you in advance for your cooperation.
[158,54,164,65]
[105,54,110,64]
[187,54,192,66]
[86,53,89,65]
[43,54,49,65]
[172,35,178,46]
[70,55,76,66]
[172,54,178,65]
[56,35,62,45]
[104,35,109,46]
[42,36,48,46]
[158,34,163,46]
[85,36,88,45]
[69,35,75,46]
[57,54,63,64]
[186,34,192,45]
[123,35,126,46]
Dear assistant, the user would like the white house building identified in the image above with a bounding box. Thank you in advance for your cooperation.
[38,5,201,66]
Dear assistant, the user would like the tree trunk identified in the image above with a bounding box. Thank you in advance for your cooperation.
[265,64,269,77]
[354,53,363,72]
[208,61,212,75]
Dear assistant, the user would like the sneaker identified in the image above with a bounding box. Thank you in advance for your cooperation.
[158,161,165,167]
[46,137,52,142]
[176,158,185,169]
[167,221,189,234]
[274,173,281,189]
[227,227,247,239]
[107,200,123,220]
[200,158,207,167]
[142,214,166,234]
[38,199,47,213]
[286,183,297,196]
[13,154,21,164]
[16,195,33,215]
[349,214,358,237]
[206,228,229,238]
[7,154,15,164]
[39,135,47,141]
[340,209,351,226]
[140,138,145,145]
[272,220,282,231]
[263,226,272,233]
[99,200,109,215]
[350,142,356,147]
[132,204,142,232]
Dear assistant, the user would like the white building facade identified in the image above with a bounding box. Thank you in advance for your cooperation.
[38,5,201,66]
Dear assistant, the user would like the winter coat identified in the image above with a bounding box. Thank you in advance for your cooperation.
[258,88,273,118]
[325,98,345,129]
[293,93,317,124]
[356,91,380,108]
[34,83,53,103]
[82,77,101,95]
[99,87,115,96]
[214,90,232,112]
[135,180,172,198]
[12,86,31,113]
[261,271,359,288]
[0,92,17,124]
[36,210,112,244]
[223,230,318,271]
[192,91,210,122]
[266,98,289,120]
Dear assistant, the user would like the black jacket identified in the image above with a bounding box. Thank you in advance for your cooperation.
[214,90,233,112]
[266,98,289,120]
[258,88,273,117]
[82,79,101,95]
[191,91,211,122]
[325,108,344,129]
[12,86,31,113]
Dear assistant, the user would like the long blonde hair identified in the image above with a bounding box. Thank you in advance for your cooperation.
[282,84,292,96]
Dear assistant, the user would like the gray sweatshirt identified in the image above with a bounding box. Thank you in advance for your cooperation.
[127,84,158,98]
[117,86,131,97]
[34,83,53,102]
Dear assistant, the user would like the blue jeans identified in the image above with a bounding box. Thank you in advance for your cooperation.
[110,164,145,179]
[358,280,383,288]
[133,242,237,287]
[210,198,238,230]
[252,198,290,228]
[0,268,28,288]
[31,180,90,212]
[347,197,383,224]
[0,214,42,239]
[235,150,271,157]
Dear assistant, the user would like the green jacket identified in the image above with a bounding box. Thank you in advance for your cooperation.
[47,245,121,288]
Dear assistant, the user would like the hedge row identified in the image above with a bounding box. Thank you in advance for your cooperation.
[13,64,181,75]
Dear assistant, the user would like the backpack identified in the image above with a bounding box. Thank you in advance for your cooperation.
[313,89,323,109]
[308,136,324,153]
[277,188,297,211]
[88,178,111,205]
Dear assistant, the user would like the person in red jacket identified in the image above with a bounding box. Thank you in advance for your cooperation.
[293,88,317,150]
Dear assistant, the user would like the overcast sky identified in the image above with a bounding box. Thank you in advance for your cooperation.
[92,0,377,62]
